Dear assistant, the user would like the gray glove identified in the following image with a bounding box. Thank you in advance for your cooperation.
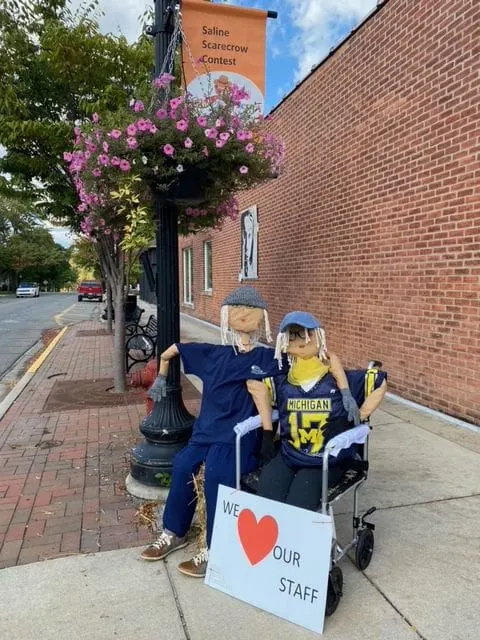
[340,388,360,425]
[148,374,167,401]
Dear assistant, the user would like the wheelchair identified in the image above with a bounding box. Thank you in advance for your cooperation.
[234,362,384,617]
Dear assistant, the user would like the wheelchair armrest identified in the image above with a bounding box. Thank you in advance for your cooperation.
[233,410,279,437]
[324,424,370,458]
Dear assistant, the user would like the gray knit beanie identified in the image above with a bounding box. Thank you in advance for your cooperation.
[221,286,268,310]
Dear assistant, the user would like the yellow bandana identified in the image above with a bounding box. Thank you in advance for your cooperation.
[288,357,330,386]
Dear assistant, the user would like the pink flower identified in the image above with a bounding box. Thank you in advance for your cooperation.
[206,128,218,139]
[239,165,249,174]
[156,108,168,120]
[136,119,150,132]
[108,129,122,139]
[111,156,121,166]
[98,154,109,166]
[163,144,175,156]
[63,152,73,162]
[103,142,109,153]
[215,118,225,128]
[236,130,247,141]
[127,137,138,149]
[92,168,102,177]
[119,160,131,172]
[169,97,183,110]
[77,203,88,212]
[74,127,81,136]
[176,119,188,132]
[184,138,193,149]
[92,113,100,123]
[149,124,157,134]
[202,146,209,157]
[244,130,253,140]
[153,73,175,88]
[216,139,226,148]
[245,143,254,153]
[133,100,144,112]
[196,115,208,127]
[219,132,230,142]
[126,124,137,137]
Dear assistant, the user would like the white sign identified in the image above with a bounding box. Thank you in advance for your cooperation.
[206,485,333,634]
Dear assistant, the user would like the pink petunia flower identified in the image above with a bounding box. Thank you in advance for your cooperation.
[176,119,188,132]
[119,160,131,172]
[109,129,122,139]
[92,168,102,177]
[236,130,247,141]
[216,139,226,148]
[215,118,225,128]
[92,113,100,123]
[196,116,208,127]
[111,156,121,166]
[239,165,249,174]
[103,142,109,153]
[77,203,88,212]
[63,152,73,162]
[149,124,157,134]
[126,124,137,137]
[245,143,254,153]
[127,137,138,149]
[133,100,144,112]
[156,108,168,120]
[219,132,230,142]
[206,128,218,139]
[184,138,193,149]
[169,97,183,111]
[163,144,175,156]
[136,119,150,132]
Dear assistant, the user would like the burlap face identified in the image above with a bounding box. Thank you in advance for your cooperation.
[286,325,319,359]
[227,305,264,334]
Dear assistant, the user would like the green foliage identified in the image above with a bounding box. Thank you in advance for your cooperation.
[71,236,102,279]
[0,0,153,225]
[154,472,172,488]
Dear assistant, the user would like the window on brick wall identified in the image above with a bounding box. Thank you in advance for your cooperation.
[183,247,193,304]
[203,241,212,292]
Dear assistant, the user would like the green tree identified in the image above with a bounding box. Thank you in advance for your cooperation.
[0,0,153,226]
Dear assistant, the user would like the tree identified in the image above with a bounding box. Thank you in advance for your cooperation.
[0,0,153,227]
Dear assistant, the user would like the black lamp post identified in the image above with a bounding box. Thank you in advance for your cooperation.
[130,0,195,486]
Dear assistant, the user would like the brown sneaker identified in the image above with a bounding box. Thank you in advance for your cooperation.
[140,531,187,561]
[177,547,209,578]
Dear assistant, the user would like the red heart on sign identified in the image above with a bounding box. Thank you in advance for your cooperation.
[237,508,279,566]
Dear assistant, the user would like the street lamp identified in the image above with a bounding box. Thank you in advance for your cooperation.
[130,0,195,486]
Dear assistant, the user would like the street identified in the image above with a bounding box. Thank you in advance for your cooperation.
[0,293,102,378]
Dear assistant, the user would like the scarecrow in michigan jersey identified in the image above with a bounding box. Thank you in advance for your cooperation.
[251,311,387,510]
[140,285,280,577]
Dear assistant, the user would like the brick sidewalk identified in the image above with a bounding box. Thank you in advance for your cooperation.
[0,321,201,569]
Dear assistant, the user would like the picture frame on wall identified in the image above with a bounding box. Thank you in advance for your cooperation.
[240,205,258,281]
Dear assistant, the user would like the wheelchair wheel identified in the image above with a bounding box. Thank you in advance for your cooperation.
[325,565,343,617]
[355,528,374,570]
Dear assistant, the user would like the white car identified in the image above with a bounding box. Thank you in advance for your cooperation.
[16,282,40,298]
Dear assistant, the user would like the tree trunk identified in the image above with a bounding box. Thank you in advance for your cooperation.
[112,280,126,393]
[106,284,113,333]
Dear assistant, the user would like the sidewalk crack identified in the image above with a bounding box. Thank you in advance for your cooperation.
[164,559,192,640]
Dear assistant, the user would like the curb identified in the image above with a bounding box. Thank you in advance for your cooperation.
[0,326,68,421]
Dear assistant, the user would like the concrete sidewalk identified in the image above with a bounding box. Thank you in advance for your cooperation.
[0,310,479,639]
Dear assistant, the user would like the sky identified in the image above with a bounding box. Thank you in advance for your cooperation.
[70,0,379,111]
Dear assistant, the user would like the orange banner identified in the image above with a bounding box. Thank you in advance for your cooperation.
[181,0,268,111]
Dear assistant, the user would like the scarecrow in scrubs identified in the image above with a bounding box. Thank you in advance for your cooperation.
[253,311,387,510]
[140,286,278,577]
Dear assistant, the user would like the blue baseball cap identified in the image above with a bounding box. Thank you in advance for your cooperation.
[279,311,322,333]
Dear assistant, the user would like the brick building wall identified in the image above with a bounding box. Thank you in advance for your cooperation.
[178,0,480,425]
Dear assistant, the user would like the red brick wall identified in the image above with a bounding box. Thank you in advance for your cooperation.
[179,0,480,425]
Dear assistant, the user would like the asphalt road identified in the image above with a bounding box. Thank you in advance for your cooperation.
[0,293,102,378]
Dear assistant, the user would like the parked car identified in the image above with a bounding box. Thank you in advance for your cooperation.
[16,282,40,298]
[77,281,103,302]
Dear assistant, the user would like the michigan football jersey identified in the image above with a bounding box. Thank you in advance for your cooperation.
[267,369,387,467]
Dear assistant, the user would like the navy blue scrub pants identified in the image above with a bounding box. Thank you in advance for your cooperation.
[163,439,257,548]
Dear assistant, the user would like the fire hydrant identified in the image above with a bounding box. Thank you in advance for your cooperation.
[128,359,158,415]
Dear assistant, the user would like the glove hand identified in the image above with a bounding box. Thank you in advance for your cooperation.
[340,388,360,425]
[261,430,276,463]
[148,374,167,401]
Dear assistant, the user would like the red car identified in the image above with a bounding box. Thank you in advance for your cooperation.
[77,280,103,302]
